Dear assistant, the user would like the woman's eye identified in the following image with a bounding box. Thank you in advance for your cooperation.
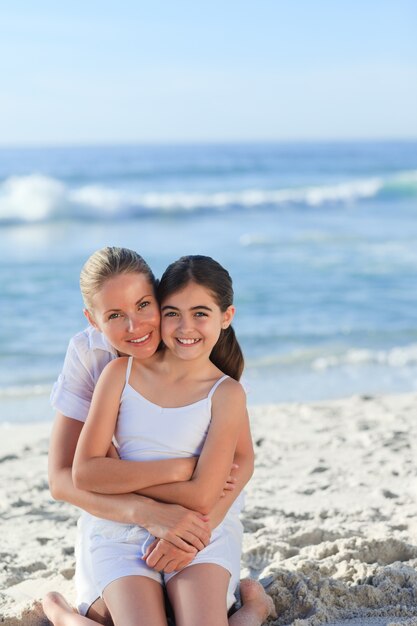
[138,301,150,309]
[108,313,121,320]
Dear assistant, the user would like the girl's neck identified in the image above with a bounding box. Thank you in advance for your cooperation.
[146,346,216,381]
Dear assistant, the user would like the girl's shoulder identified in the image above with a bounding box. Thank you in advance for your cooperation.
[101,355,130,378]
[212,375,246,402]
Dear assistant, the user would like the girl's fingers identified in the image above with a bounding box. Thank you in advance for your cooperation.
[142,538,159,559]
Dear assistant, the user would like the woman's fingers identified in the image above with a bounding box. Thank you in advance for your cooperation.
[146,503,210,550]
[222,462,239,492]
[223,475,237,491]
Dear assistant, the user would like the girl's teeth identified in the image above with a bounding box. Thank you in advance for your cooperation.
[178,338,199,344]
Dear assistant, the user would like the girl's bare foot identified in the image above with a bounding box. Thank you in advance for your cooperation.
[42,592,76,625]
[239,578,277,622]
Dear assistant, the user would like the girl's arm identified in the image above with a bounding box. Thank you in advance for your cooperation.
[49,411,211,551]
[72,358,197,494]
[208,408,254,528]
[143,411,254,573]
[139,378,247,515]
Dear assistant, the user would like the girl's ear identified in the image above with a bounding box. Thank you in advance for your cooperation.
[84,308,99,330]
[221,305,235,329]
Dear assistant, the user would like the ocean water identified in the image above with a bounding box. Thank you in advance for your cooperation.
[1,142,417,422]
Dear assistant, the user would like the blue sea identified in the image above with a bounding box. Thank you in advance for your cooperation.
[1,142,417,423]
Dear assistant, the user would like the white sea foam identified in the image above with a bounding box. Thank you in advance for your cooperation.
[1,170,416,224]
[0,175,67,222]
[312,344,417,371]
[245,344,417,371]
[0,384,51,398]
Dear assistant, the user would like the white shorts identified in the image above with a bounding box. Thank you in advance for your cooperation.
[74,513,102,616]
[90,520,162,594]
[75,511,242,613]
[165,512,243,610]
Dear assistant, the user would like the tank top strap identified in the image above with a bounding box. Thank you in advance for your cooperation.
[207,374,229,400]
[125,356,134,385]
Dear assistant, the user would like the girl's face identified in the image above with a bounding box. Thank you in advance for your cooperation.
[85,272,161,358]
[161,281,234,362]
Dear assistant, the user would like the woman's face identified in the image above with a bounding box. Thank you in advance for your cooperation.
[85,272,161,358]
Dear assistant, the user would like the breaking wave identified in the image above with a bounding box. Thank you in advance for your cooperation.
[1,170,416,225]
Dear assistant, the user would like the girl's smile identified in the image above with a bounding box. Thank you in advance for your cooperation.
[176,338,202,345]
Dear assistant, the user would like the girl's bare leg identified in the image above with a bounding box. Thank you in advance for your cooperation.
[167,563,230,626]
[229,579,276,626]
[103,576,168,626]
[42,592,98,626]
[86,599,113,626]
[43,579,275,626]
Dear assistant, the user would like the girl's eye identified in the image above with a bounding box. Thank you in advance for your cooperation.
[164,311,178,317]
[194,311,208,317]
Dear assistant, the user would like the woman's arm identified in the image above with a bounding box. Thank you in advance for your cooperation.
[139,379,247,515]
[72,358,197,493]
[49,413,210,551]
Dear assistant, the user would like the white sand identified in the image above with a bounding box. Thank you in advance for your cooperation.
[2,393,417,625]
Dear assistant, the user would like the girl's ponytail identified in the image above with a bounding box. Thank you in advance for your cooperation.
[209,325,244,381]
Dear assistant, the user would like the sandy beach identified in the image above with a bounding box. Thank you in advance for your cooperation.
[2,392,417,625]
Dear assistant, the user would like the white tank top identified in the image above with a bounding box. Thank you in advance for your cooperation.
[114,356,229,462]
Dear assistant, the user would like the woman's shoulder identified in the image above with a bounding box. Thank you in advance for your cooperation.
[69,326,114,355]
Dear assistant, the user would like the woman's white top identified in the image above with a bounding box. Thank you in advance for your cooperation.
[50,326,117,421]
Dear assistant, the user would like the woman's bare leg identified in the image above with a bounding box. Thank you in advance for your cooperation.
[42,592,98,626]
[103,576,167,626]
[229,579,276,626]
[167,564,230,626]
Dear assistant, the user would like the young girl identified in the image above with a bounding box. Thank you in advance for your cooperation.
[43,249,274,626]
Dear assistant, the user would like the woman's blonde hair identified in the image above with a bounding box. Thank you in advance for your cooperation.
[80,246,156,310]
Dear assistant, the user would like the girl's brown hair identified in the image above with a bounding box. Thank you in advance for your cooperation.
[158,255,244,381]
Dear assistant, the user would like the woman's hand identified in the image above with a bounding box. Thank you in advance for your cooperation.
[140,501,211,552]
[143,538,197,573]
[221,463,238,497]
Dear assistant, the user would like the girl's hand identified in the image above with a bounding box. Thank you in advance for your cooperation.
[221,463,239,497]
[143,538,197,573]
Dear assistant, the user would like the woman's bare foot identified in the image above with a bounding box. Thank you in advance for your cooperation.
[239,578,277,622]
[42,591,76,625]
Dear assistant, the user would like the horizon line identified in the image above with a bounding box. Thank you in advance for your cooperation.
[1,136,417,150]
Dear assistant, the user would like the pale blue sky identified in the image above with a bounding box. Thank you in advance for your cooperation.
[1,1,416,144]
